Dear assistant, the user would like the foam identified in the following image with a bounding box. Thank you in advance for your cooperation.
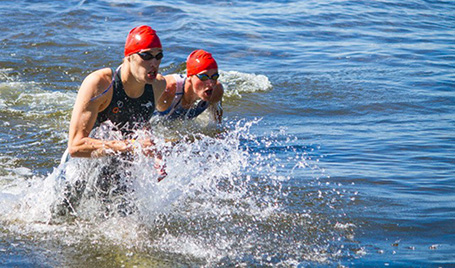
[219,70,272,98]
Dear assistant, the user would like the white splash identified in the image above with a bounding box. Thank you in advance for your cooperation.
[219,70,272,98]
[0,118,353,266]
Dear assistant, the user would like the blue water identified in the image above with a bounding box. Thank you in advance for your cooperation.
[1,0,454,266]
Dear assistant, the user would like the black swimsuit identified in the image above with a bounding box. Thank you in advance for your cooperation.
[94,67,155,133]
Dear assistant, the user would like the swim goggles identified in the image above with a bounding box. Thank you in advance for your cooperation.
[196,73,219,81]
[137,51,164,61]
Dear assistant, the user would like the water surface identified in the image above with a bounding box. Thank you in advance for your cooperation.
[1,0,454,266]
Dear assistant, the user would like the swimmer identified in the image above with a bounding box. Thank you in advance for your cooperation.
[67,25,166,158]
[55,26,168,216]
[156,49,224,123]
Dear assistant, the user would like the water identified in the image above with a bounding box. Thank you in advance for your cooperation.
[1,0,454,266]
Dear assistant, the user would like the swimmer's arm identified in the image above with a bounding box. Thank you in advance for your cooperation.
[155,74,176,112]
[68,70,135,158]
[153,74,172,111]
[208,101,223,124]
[209,83,224,123]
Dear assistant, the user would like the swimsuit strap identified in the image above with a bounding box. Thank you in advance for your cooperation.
[173,74,185,96]
[170,74,186,113]
[158,74,186,116]
[90,66,121,102]
[159,74,209,119]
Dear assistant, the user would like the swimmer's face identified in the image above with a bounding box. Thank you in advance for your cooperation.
[129,47,163,82]
[192,68,218,101]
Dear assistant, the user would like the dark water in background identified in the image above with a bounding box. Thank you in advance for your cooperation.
[1,0,454,266]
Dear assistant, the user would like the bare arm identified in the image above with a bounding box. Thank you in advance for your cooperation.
[208,101,223,124]
[209,82,224,123]
[68,68,133,158]
[152,73,170,111]
[155,74,176,112]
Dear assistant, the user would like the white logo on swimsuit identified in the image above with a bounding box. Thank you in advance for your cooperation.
[117,101,124,108]
[141,101,153,108]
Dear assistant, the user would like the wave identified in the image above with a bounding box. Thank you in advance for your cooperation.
[0,80,75,118]
[220,70,272,99]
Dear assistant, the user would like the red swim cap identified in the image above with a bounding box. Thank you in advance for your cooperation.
[124,25,162,57]
[186,49,218,77]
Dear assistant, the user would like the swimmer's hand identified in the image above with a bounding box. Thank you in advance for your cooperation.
[126,138,156,156]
